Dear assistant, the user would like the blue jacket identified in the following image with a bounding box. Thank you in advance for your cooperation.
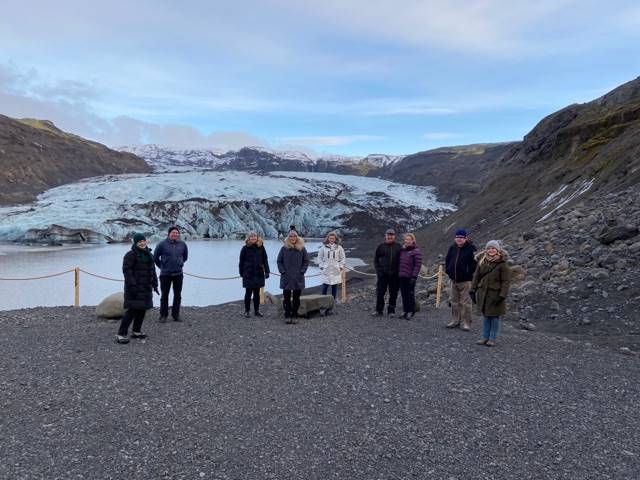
[153,238,188,276]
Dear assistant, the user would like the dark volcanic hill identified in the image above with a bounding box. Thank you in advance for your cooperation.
[382,143,516,206]
[0,115,151,204]
[417,76,640,248]
[412,77,640,353]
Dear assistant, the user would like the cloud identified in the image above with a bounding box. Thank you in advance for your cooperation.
[280,135,385,147]
[0,62,272,149]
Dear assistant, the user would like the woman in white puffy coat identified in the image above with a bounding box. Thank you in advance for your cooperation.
[318,231,346,300]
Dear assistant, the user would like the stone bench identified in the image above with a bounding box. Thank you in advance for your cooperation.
[265,292,335,317]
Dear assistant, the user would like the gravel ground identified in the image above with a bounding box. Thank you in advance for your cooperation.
[1,295,639,480]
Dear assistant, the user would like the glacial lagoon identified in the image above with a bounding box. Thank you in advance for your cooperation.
[0,239,364,310]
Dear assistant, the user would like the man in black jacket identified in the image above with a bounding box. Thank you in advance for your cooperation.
[445,228,477,330]
[371,229,402,316]
[153,226,189,323]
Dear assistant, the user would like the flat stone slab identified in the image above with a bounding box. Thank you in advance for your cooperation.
[298,294,335,316]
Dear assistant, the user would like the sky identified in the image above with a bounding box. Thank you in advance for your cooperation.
[1,0,639,156]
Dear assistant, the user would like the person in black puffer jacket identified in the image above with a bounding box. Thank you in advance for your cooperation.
[116,233,159,344]
[444,228,477,330]
[239,231,270,318]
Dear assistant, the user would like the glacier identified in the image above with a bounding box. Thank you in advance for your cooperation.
[0,170,455,243]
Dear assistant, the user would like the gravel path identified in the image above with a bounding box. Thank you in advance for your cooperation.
[1,296,639,480]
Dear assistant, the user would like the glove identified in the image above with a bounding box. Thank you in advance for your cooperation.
[469,291,477,304]
[265,273,270,279]
[495,296,506,304]
[409,278,416,286]
[153,286,160,295]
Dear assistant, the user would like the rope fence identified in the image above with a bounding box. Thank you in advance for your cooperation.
[0,264,446,308]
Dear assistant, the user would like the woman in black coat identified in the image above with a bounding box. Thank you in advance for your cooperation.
[277,229,309,323]
[116,233,159,344]
[239,231,270,318]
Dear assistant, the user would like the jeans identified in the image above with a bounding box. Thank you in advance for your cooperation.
[482,316,501,340]
[399,277,416,314]
[283,289,301,317]
[322,283,338,299]
[376,274,399,314]
[118,309,146,336]
[244,287,261,312]
[160,274,183,319]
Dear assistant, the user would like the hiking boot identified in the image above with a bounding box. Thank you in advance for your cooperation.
[131,332,148,340]
[370,311,383,317]
[404,312,415,320]
[476,338,488,345]
[461,322,471,331]
[158,316,167,323]
[115,334,130,344]
[254,311,264,317]
[324,308,333,316]
[173,316,183,322]
[446,321,459,329]
[485,340,496,347]
[244,310,251,318]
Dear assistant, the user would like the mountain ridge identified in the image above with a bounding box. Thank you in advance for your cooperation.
[0,114,151,204]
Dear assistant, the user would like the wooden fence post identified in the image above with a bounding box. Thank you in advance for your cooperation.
[435,264,444,308]
[74,267,80,307]
[341,269,347,303]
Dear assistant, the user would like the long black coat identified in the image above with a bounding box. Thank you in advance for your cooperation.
[277,238,309,290]
[239,241,270,289]
[123,246,158,310]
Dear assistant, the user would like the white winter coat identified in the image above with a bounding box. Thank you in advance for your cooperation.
[318,243,346,285]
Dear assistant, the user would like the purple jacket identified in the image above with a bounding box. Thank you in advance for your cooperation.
[398,244,422,278]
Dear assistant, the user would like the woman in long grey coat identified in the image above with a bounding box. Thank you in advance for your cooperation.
[469,240,511,347]
[277,229,309,323]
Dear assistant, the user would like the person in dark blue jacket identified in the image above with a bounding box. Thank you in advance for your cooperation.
[444,228,477,330]
[153,226,188,323]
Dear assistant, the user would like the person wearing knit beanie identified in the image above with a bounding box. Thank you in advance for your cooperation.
[116,232,158,344]
[470,239,511,347]
[445,227,477,330]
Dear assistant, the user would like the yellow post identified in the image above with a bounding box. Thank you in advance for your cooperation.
[341,269,347,303]
[260,287,265,305]
[74,267,80,307]
[435,264,444,308]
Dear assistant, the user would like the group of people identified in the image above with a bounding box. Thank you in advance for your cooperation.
[115,226,346,342]
[115,225,510,348]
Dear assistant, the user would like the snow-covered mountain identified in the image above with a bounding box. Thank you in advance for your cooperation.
[119,145,404,174]
[0,171,455,243]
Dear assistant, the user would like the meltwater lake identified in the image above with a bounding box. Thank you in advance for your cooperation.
[0,240,365,311]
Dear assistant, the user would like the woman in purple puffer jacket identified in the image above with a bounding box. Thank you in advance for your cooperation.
[398,233,423,319]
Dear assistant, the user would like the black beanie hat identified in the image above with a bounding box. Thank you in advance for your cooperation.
[168,226,179,235]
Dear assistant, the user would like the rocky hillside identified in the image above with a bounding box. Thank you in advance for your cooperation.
[0,115,151,204]
[413,76,640,354]
[382,143,516,206]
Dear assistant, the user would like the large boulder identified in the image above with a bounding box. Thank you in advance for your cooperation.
[597,224,639,245]
[96,292,125,319]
